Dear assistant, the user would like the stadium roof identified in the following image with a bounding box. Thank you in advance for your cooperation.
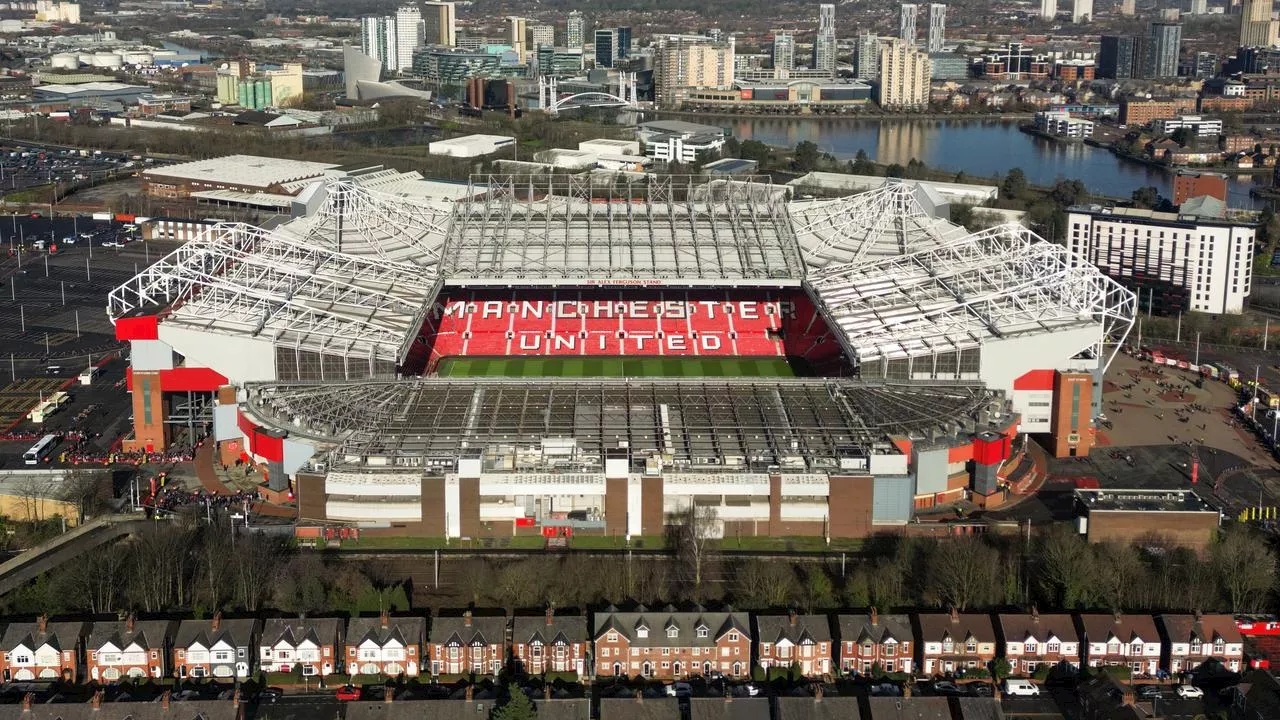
[242,378,1000,469]
[141,155,338,191]
[806,224,1137,364]
[438,174,805,284]
[106,222,433,364]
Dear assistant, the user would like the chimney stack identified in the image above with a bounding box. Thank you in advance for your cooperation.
[871,607,879,626]
[91,690,103,709]
[789,610,797,627]
[384,685,394,703]
[464,610,473,628]
[232,689,241,709]
[22,693,33,711]
[465,685,474,702]
[544,685,552,701]
[37,614,47,633]
[380,609,389,629]
[546,607,554,626]
[903,683,912,698]
[1113,610,1122,625]
[949,607,959,623]
[160,691,171,710]
[634,689,643,703]
[1031,606,1039,623]
[211,612,221,632]
[1122,683,1136,707]
[814,685,823,702]
[126,613,135,633]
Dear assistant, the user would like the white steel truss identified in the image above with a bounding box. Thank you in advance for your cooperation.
[789,182,965,268]
[106,223,436,363]
[297,178,453,266]
[807,223,1137,367]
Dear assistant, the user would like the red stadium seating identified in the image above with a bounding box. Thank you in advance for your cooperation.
[400,288,847,374]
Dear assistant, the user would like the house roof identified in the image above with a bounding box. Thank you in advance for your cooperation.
[172,617,259,649]
[535,699,592,720]
[755,614,833,645]
[954,698,1005,720]
[866,697,956,720]
[690,697,771,720]
[346,699,493,720]
[429,614,507,647]
[85,619,175,652]
[1078,614,1160,645]
[593,610,751,647]
[0,700,239,720]
[599,697,682,720]
[260,617,342,648]
[915,614,997,645]
[0,621,86,653]
[511,612,588,646]
[838,613,914,645]
[774,696,864,720]
[346,615,426,648]
[997,613,1079,645]
[1157,614,1243,646]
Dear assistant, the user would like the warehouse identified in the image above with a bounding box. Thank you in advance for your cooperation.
[139,155,339,199]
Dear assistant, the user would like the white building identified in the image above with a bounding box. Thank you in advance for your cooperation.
[1036,110,1094,138]
[531,24,555,50]
[1067,205,1254,314]
[900,4,918,44]
[360,16,394,70]
[814,4,837,75]
[567,10,585,48]
[927,4,946,53]
[393,5,423,73]
[428,134,516,158]
[1152,115,1224,138]
[637,119,726,162]
[1072,0,1093,22]
[876,38,931,109]
[1040,0,1058,19]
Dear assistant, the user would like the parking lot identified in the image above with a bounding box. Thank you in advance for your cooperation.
[0,143,141,194]
[0,222,184,466]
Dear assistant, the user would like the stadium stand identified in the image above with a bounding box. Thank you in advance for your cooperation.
[404,289,846,372]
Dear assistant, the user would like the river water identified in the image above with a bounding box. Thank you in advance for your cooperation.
[730,117,1269,207]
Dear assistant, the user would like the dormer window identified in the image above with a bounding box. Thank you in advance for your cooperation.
[667,627,678,639]
[965,640,977,653]
[1213,639,1225,654]
[1025,642,1037,654]
[1046,642,1059,654]
[942,639,954,653]
[1131,641,1142,655]
[1190,639,1202,654]
[697,626,708,639]
[636,626,649,639]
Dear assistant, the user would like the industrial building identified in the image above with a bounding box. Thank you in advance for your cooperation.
[139,155,339,200]
[1067,204,1254,315]
[106,174,1135,540]
[1074,488,1221,550]
[427,134,516,157]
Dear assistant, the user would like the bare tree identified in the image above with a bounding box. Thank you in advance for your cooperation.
[58,469,110,524]
[1212,526,1277,613]
[1094,541,1146,611]
[735,559,795,608]
[1034,524,1097,609]
[235,532,289,611]
[667,504,719,593]
[14,475,54,524]
[926,536,1000,611]
[63,546,125,613]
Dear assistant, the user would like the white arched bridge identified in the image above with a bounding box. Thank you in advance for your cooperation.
[539,73,639,114]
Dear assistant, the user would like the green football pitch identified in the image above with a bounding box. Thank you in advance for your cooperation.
[435,356,807,378]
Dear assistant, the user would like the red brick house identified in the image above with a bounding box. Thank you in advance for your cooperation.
[512,609,588,677]
[837,609,914,675]
[1079,613,1161,677]
[593,608,751,680]
[172,613,259,680]
[916,609,997,676]
[85,615,174,682]
[1158,613,1244,673]
[754,611,833,677]
[345,612,426,678]
[998,610,1081,674]
[428,611,506,677]
[259,617,341,677]
[0,616,85,682]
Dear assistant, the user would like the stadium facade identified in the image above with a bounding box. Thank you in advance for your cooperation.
[108,172,1135,540]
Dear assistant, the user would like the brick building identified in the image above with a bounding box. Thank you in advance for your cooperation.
[1172,170,1228,205]
[1,616,85,682]
[1079,613,1161,677]
[1158,613,1244,673]
[429,611,506,677]
[837,610,914,675]
[916,610,997,676]
[998,610,1081,674]
[84,616,173,682]
[259,617,341,677]
[1120,97,1198,126]
[593,608,751,680]
[345,613,425,678]
[511,609,588,677]
[754,612,833,677]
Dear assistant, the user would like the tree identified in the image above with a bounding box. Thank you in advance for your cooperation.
[1001,168,1029,199]
[739,139,771,165]
[1131,186,1162,209]
[58,469,109,524]
[1211,526,1276,613]
[491,683,537,720]
[925,537,999,611]
[852,148,876,175]
[667,504,719,594]
[735,559,794,608]
[793,141,821,172]
[885,163,906,178]
[803,568,835,612]
[991,658,1013,681]
[1034,523,1097,609]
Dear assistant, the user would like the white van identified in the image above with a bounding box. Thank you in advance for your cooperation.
[1003,679,1040,697]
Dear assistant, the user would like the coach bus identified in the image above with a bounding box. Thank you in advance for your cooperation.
[23,434,59,465]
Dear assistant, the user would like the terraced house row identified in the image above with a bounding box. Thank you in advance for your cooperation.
[0,608,1245,682]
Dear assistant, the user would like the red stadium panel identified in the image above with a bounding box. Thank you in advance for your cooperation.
[115,315,159,341]
[401,288,848,372]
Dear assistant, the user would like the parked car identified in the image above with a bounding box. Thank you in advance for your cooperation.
[869,683,901,697]
[258,688,283,704]
[932,681,962,696]
[336,686,362,701]
[1136,685,1163,700]
[1175,685,1204,699]
[665,682,693,698]
[969,683,994,697]
[1002,679,1040,697]
[102,241,122,248]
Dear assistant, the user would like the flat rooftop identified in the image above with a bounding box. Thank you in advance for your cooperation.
[1075,488,1219,513]
[140,155,339,190]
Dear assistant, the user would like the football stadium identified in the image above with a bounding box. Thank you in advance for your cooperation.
[107,171,1136,539]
